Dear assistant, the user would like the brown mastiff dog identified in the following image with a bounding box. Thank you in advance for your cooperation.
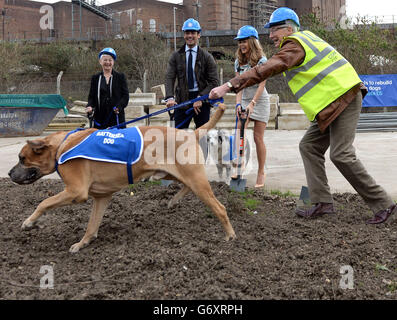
[9,104,236,253]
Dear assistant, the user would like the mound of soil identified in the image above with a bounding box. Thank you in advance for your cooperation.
[0,177,396,300]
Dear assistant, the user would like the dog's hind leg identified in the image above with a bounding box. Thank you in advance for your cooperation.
[69,195,112,253]
[194,184,235,241]
[180,170,236,241]
[168,186,191,208]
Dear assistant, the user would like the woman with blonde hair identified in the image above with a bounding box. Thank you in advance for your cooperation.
[234,25,270,188]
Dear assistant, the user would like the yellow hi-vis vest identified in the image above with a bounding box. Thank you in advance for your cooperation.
[282,31,361,121]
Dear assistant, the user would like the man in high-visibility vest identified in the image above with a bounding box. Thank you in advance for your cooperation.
[209,7,396,224]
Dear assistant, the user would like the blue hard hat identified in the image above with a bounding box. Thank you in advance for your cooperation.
[234,25,259,40]
[98,47,117,60]
[264,7,300,28]
[182,18,201,32]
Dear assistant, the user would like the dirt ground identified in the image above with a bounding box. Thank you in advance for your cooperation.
[0,177,397,300]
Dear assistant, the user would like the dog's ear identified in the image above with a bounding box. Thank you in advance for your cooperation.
[27,140,48,154]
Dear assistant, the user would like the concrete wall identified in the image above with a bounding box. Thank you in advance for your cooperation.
[279,0,346,25]
[230,0,249,30]
[312,0,346,25]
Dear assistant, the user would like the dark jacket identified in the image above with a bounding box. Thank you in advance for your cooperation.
[165,45,219,107]
[87,70,129,129]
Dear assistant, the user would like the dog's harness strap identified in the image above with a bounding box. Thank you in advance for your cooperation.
[55,128,86,178]
[127,163,133,185]
[126,140,135,185]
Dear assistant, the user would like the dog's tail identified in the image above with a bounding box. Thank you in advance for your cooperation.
[194,103,226,139]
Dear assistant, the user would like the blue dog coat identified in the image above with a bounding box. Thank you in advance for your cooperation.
[58,127,143,184]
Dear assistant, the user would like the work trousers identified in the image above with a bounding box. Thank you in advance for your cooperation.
[299,91,394,213]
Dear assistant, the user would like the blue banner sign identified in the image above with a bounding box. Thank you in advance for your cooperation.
[359,74,397,107]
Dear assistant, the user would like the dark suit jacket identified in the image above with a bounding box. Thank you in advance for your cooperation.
[165,45,219,108]
[87,70,129,129]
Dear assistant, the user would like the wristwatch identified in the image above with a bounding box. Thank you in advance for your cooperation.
[226,81,233,90]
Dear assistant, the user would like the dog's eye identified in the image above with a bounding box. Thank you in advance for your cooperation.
[19,155,25,164]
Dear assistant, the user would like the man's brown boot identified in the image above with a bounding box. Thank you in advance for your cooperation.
[295,202,335,219]
[366,203,397,224]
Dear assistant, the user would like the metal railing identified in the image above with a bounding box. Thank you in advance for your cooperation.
[357,112,397,132]
[349,14,396,25]
[71,0,113,20]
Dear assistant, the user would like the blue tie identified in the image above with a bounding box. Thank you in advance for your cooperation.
[188,49,194,90]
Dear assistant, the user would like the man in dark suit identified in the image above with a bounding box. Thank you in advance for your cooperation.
[86,47,129,129]
[165,18,219,129]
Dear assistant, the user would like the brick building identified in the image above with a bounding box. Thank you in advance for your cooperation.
[0,0,345,41]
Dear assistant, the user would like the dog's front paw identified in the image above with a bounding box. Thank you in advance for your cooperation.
[21,219,37,230]
[225,232,236,242]
[69,242,84,253]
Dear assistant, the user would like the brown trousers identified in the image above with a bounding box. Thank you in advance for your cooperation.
[299,92,394,213]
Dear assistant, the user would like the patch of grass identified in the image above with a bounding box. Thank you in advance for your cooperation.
[228,189,261,214]
[375,263,390,272]
[141,180,162,188]
[230,188,254,196]
[269,189,298,198]
[387,282,397,293]
[245,198,259,211]
[226,193,246,213]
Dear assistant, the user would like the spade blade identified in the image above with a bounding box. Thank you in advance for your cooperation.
[230,177,247,192]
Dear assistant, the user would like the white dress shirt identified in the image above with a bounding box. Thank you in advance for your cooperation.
[185,44,199,92]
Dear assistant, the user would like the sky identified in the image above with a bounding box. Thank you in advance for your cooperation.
[345,0,397,20]
[30,0,397,19]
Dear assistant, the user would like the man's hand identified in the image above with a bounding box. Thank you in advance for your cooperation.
[246,101,254,115]
[166,99,177,108]
[85,106,93,114]
[193,100,202,115]
[235,104,242,120]
[209,83,230,99]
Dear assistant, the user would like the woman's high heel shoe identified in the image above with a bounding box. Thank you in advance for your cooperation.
[254,173,266,188]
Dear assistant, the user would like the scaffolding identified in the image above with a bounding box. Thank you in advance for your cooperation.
[71,0,120,39]
[230,0,278,30]
[249,0,278,30]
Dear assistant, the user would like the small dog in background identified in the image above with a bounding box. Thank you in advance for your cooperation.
[206,129,232,180]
